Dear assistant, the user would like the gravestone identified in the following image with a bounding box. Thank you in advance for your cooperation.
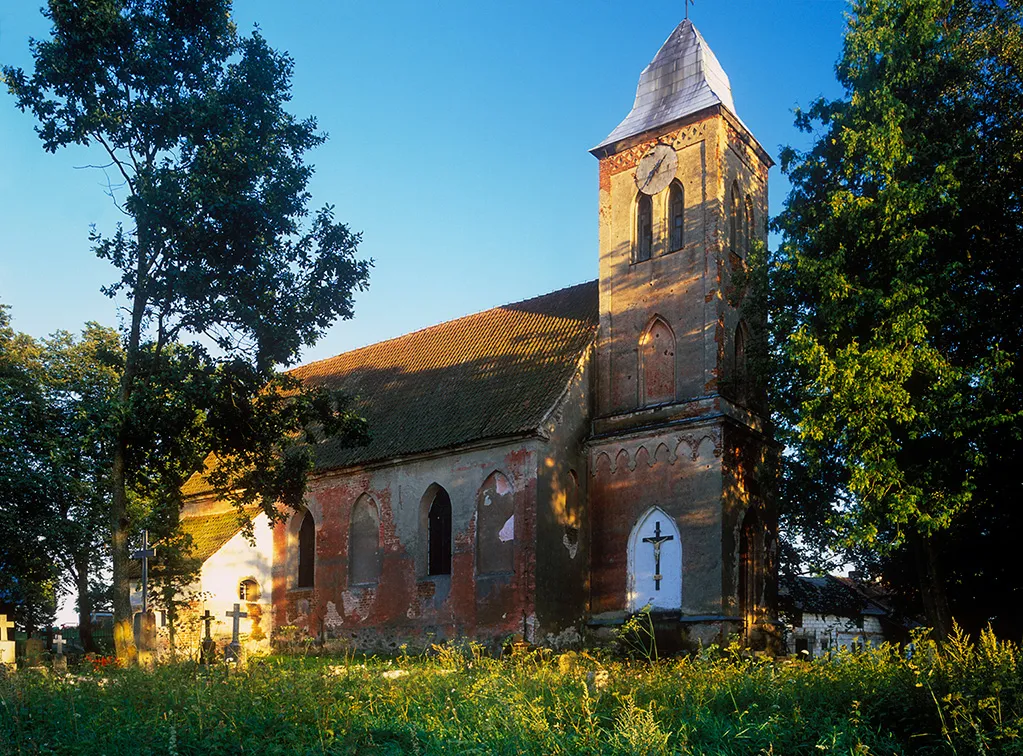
[24,638,44,667]
[52,633,67,676]
[224,603,247,663]
[133,611,157,667]
[199,609,217,665]
[0,615,15,668]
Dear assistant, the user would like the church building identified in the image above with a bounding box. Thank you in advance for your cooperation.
[148,17,777,654]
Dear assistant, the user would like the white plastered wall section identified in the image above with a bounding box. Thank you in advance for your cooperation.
[199,512,274,651]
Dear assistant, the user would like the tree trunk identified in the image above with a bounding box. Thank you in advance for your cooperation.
[914,532,952,639]
[74,555,98,654]
[110,217,151,662]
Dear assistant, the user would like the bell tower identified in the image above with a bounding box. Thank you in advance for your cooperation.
[586,19,777,647]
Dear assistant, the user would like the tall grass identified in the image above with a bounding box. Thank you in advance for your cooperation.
[1,626,1020,754]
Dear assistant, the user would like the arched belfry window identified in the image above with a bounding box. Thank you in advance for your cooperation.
[668,181,684,252]
[297,511,315,588]
[349,494,382,585]
[427,487,452,576]
[729,181,740,254]
[636,194,653,262]
[641,316,676,406]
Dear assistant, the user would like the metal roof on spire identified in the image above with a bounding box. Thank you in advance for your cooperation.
[594,19,744,152]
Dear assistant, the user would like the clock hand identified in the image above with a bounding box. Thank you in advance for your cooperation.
[641,154,667,190]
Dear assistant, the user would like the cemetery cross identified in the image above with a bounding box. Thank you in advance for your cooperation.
[131,530,156,613]
[0,614,13,643]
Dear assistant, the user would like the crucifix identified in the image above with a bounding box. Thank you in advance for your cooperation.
[53,633,66,656]
[642,521,674,591]
[199,609,217,665]
[0,614,13,643]
[131,530,156,614]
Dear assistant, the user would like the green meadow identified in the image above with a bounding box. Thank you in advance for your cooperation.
[1,629,1021,755]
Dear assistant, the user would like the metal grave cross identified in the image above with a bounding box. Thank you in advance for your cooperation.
[225,603,248,644]
[642,521,675,591]
[200,609,215,640]
[131,530,156,613]
[0,614,13,642]
[53,633,65,656]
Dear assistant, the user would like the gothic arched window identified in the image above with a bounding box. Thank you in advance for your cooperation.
[349,494,382,585]
[740,506,765,636]
[744,195,754,257]
[476,472,514,575]
[297,511,315,588]
[729,181,740,254]
[636,194,653,262]
[668,181,684,252]
[427,487,452,576]
[641,316,676,406]
[735,320,750,405]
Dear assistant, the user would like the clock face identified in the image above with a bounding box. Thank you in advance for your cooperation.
[635,144,678,196]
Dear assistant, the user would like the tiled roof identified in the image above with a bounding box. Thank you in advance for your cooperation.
[779,575,888,618]
[182,281,598,498]
[594,19,744,151]
[294,280,599,470]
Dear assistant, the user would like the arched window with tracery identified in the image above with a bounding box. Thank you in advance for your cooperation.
[297,511,315,588]
[349,494,382,585]
[729,181,740,254]
[426,486,452,576]
[641,316,676,406]
[668,181,684,252]
[636,194,653,262]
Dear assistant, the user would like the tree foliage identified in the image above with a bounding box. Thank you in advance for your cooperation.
[4,0,370,656]
[772,0,1023,636]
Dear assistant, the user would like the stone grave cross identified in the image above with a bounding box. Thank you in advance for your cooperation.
[199,609,217,665]
[131,530,156,613]
[200,609,215,640]
[224,603,248,662]
[52,633,68,675]
[0,614,15,667]
[642,521,674,591]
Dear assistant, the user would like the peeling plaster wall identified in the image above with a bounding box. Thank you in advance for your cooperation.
[272,440,543,650]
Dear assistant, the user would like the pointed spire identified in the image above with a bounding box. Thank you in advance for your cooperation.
[594,20,740,152]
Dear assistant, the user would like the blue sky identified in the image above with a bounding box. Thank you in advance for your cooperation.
[0,1,848,366]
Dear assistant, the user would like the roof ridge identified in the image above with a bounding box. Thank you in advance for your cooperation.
[290,279,597,377]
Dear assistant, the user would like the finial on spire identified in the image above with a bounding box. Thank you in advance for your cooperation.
[685,0,694,20]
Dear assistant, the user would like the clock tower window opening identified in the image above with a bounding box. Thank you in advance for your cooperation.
[729,181,740,254]
[636,193,653,263]
[668,181,684,252]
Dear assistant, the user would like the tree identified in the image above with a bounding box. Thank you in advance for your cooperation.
[0,306,60,634]
[771,0,1023,638]
[4,0,370,658]
[40,324,122,652]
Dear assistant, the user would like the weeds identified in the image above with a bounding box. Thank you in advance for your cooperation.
[0,627,1021,754]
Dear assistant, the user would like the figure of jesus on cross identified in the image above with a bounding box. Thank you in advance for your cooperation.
[642,521,674,591]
